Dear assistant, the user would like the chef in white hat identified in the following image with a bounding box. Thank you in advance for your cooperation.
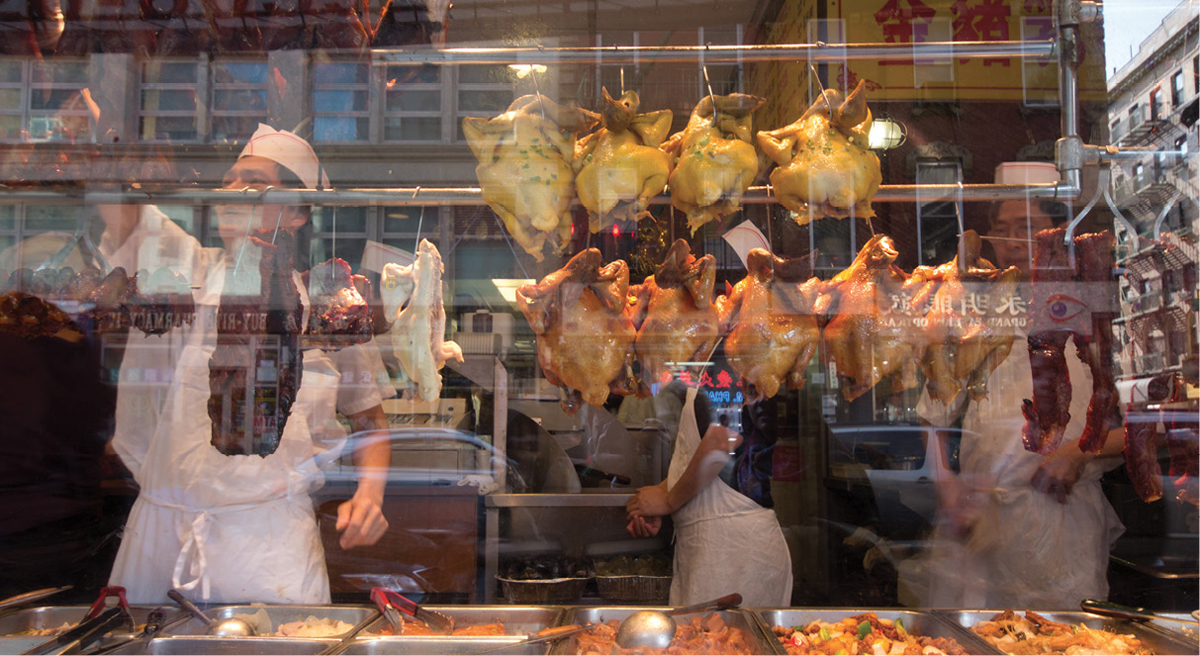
[108,124,393,605]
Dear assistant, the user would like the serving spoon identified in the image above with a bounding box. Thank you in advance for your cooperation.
[167,589,256,636]
[614,593,742,649]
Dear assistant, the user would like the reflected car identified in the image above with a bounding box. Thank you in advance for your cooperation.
[321,427,521,488]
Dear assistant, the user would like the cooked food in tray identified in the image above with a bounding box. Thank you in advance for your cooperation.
[463,94,600,261]
[661,93,764,234]
[375,619,507,636]
[970,610,1151,655]
[270,616,356,637]
[575,88,673,232]
[571,613,758,655]
[772,613,968,655]
[7,621,75,637]
[758,80,881,225]
[516,248,638,414]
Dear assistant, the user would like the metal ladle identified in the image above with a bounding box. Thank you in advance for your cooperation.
[167,589,257,636]
[614,593,742,650]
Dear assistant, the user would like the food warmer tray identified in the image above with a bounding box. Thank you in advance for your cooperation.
[750,609,999,655]
[932,609,1198,655]
[360,605,565,637]
[0,605,186,653]
[552,606,776,655]
[106,636,339,654]
[162,604,376,637]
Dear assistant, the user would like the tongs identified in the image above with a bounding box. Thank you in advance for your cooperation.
[0,587,73,614]
[370,587,454,634]
[23,587,133,655]
[469,623,597,654]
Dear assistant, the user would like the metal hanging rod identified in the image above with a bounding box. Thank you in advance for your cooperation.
[372,39,1055,66]
[1,182,1076,206]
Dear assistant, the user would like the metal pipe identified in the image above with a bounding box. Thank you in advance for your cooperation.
[372,39,1054,66]
[0,182,1080,206]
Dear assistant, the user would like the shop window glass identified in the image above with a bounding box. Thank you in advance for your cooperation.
[313,61,370,142]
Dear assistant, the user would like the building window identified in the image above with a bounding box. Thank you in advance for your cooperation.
[139,60,201,142]
[383,64,445,142]
[313,60,371,143]
[1133,163,1145,188]
[1110,119,1121,142]
[210,59,269,143]
[1150,88,1164,120]
[1128,103,1141,129]
[455,65,516,142]
[1172,70,1185,106]
[0,59,91,143]
[310,206,371,272]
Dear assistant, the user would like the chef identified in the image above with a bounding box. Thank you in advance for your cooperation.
[625,381,792,607]
[108,124,393,604]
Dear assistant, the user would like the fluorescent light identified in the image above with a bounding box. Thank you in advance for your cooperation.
[492,278,535,304]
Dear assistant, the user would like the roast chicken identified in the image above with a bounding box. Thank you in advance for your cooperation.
[463,95,600,261]
[628,239,720,389]
[661,93,765,234]
[915,231,1022,405]
[516,249,638,414]
[718,249,820,402]
[574,88,673,233]
[758,80,882,225]
[816,234,922,401]
[381,239,463,402]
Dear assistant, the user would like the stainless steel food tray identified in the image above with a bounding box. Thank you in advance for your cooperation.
[342,636,551,655]
[0,605,186,652]
[553,606,776,655]
[751,608,999,655]
[162,604,375,637]
[362,605,565,637]
[106,636,339,654]
[933,609,1197,655]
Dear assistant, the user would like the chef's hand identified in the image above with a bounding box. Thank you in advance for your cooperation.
[625,515,662,538]
[626,483,671,518]
[336,489,388,549]
[1031,447,1088,504]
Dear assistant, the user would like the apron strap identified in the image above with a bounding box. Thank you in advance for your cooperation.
[173,511,212,600]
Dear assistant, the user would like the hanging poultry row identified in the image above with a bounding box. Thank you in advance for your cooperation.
[465,82,882,261]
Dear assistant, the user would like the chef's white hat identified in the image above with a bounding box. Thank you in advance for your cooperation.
[239,123,329,189]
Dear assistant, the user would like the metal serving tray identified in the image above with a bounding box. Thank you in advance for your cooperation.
[107,636,337,654]
[934,610,1198,655]
[341,637,550,655]
[162,604,375,637]
[554,607,775,655]
[752,609,998,655]
[362,605,565,637]
[0,605,186,653]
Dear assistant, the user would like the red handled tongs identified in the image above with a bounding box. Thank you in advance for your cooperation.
[370,587,454,635]
[24,587,133,655]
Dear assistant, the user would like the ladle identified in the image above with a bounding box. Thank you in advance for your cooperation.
[167,589,257,636]
[1081,599,1199,626]
[614,593,742,650]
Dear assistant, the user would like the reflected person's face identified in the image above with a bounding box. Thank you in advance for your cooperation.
[988,200,1055,273]
[216,156,302,251]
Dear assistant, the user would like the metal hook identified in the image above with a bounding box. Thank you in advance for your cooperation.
[701,65,718,126]
[809,63,833,122]
[529,66,546,121]
[1064,163,1139,262]
[1152,189,1182,241]
[412,186,424,252]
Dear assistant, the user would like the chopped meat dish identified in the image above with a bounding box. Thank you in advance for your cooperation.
[971,610,1151,655]
[571,613,757,655]
[773,613,967,655]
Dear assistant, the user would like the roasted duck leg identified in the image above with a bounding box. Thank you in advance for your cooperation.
[463,95,600,261]
[719,249,820,402]
[516,249,638,414]
[628,239,719,388]
[816,234,922,401]
[575,88,673,232]
[757,80,882,225]
[661,93,764,234]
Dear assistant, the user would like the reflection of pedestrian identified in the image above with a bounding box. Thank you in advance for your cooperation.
[912,196,1125,608]
[625,384,791,606]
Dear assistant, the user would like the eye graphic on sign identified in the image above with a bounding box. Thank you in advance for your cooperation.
[1046,293,1087,322]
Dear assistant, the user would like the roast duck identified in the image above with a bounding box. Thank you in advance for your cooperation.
[661,93,765,234]
[303,257,373,350]
[718,248,820,402]
[912,230,1022,405]
[574,88,673,233]
[628,239,720,390]
[816,234,923,401]
[381,239,463,402]
[464,95,600,261]
[516,248,638,414]
[758,80,882,224]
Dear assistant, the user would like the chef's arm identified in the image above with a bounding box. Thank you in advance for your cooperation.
[337,403,391,549]
[1031,427,1125,503]
[664,424,743,512]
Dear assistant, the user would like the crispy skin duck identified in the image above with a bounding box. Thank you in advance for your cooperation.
[628,239,719,388]
[816,235,922,401]
[916,231,1021,405]
[463,95,600,261]
[757,80,882,225]
[718,248,819,402]
[516,249,638,414]
[1124,405,1163,503]
[574,88,672,232]
[381,239,462,402]
[209,230,303,457]
[1072,231,1121,453]
[304,257,372,350]
[661,93,764,234]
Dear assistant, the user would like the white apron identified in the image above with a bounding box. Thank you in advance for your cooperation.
[667,387,792,607]
[110,267,345,605]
